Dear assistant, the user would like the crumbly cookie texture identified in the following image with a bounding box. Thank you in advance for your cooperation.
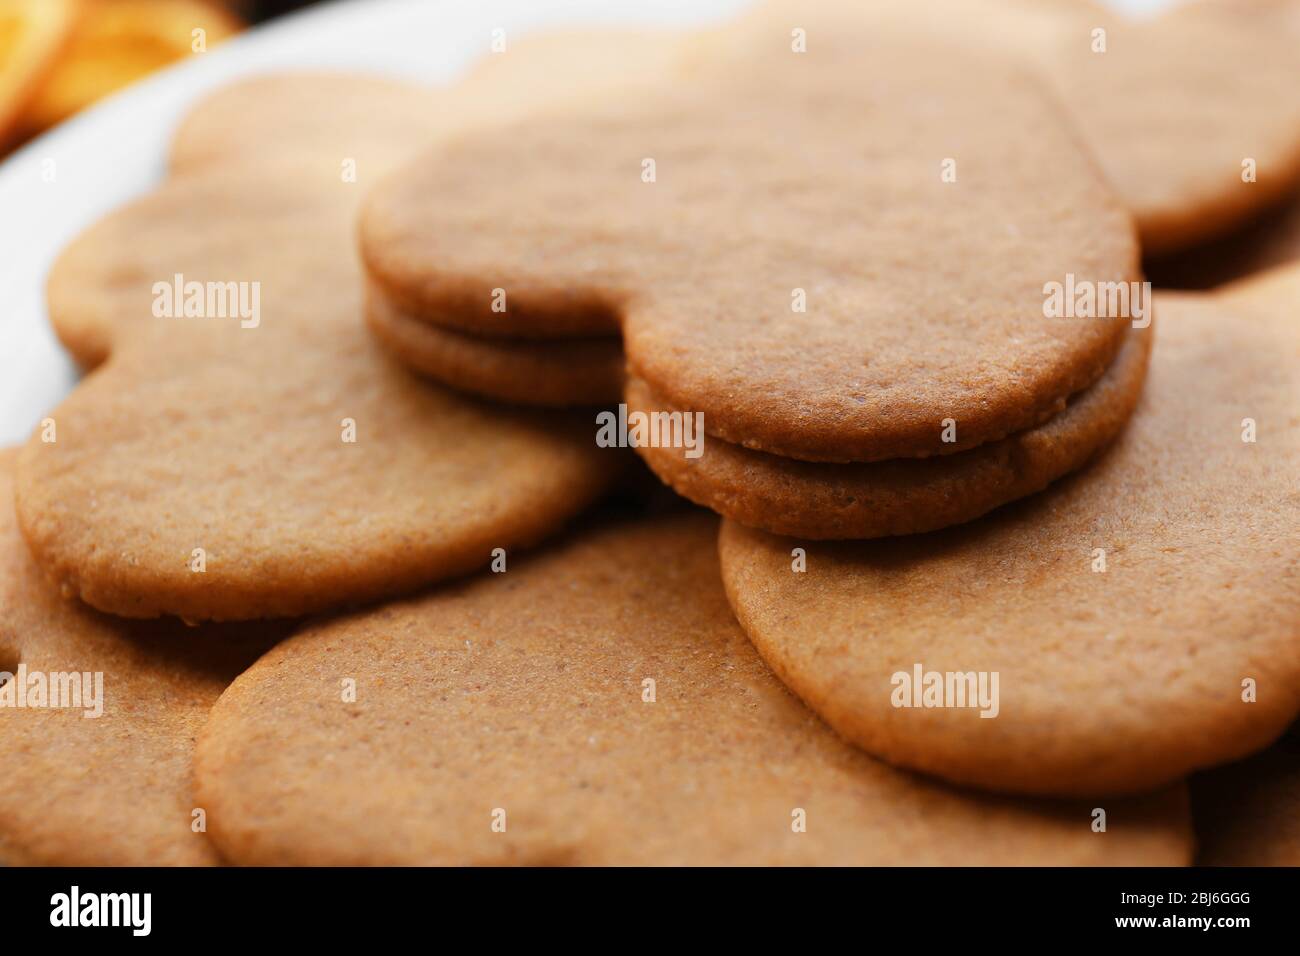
[18,80,618,623]
[366,282,623,407]
[0,449,285,865]
[360,15,1139,464]
[195,511,1191,866]
[739,0,1300,256]
[626,323,1151,539]
[719,272,1300,797]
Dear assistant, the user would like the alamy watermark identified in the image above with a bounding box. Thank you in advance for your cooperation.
[890,663,999,718]
[50,886,150,936]
[596,403,704,458]
[152,273,260,328]
[1043,274,1151,328]
[0,666,104,718]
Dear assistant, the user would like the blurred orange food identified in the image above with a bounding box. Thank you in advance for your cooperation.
[1,0,242,149]
[0,0,77,148]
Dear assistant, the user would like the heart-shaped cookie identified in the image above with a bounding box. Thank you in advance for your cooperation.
[0,449,285,864]
[362,16,1139,470]
[16,77,619,622]
[194,511,1191,865]
[719,266,1300,796]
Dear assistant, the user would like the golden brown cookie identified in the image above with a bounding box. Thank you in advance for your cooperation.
[740,0,1300,256]
[353,28,699,344]
[169,29,691,180]
[365,282,623,407]
[1149,192,1300,289]
[1215,253,1300,304]
[0,449,284,865]
[194,511,1191,866]
[1019,0,1300,256]
[1192,730,1300,866]
[627,322,1150,539]
[169,72,436,177]
[719,274,1300,797]
[360,17,1139,464]
[168,41,682,406]
[17,84,617,623]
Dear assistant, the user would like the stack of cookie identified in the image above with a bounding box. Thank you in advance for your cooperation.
[2,0,1298,866]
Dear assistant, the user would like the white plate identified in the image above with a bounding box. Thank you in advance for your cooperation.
[0,0,1172,446]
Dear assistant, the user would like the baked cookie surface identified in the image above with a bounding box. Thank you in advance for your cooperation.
[744,0,1300,256]
[18,83,617,623]
[626,322,1151,539]
[360,17,1139,463]
[366,283,623,407]
[0,450,283,865]
[169,29,692,181]
[194,511,1191,866]
[719,271,1300,796]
